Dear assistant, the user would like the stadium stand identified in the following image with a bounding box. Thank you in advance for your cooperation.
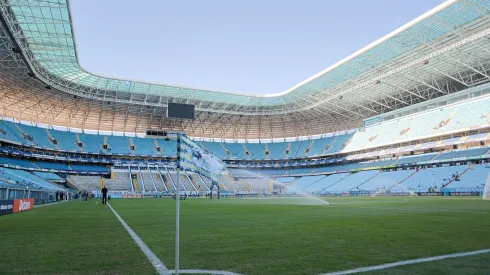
[133,137,158,156]
[49,130,80,151]
[343,97,490,152]
[446,164,489,191]
[401,165,468,191]
[107,135,132,155]
[78,133,104,153]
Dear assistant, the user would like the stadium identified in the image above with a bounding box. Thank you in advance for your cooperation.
[1,0,490,274]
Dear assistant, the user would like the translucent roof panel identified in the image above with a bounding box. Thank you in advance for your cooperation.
[6,0,490,107]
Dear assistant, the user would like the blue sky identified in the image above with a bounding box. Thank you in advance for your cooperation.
[70,0,444,95]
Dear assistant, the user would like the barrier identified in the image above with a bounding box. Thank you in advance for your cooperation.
[0,200,14,215]
[0,198,34,215]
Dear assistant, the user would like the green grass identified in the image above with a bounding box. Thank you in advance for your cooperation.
[1,196,489,275]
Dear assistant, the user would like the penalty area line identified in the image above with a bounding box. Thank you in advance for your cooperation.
[108,203,171,275]
[319,248,490,275]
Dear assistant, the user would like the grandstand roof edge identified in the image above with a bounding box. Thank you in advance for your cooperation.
[64,0,457,99]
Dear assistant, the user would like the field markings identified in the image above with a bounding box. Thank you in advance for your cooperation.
[330,205,488,214]
[35,200,70,208]
[169,269,243,275]
[108,203,171,275]
[319,248,490,275]
[108,203,243,275]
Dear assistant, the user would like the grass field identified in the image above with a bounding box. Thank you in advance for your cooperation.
[0,196,489,275]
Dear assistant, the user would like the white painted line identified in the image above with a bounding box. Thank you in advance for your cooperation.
[171,269,243,275]
[332,205,488,214]
[319,248,490,275]
[35,200,70,208]
[108,203,171,275]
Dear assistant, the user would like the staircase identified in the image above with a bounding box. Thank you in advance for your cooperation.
[352,171,383,191]
[154,138,162,155]
[300,175,326,191]
[320,173,351,192]
[388,170,418,190]
[323,136,338,154]
[443,166,472,188]
[45,129,61,150]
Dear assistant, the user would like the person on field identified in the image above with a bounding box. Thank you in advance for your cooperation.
[101,186,108,204]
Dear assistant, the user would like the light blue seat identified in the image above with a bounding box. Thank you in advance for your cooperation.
[327,133,354,154]
[34,161,70,170]
[71,164,108,172]
[306,136,335,157]
[401,165,468,191]
[0,121,27,144]
[0,157,37,168]
[201,141,228,159]
[107,136,131,154]
[159,139,177,157]
[223,143,247,159]
[304,173,349,192]
[133,137,157,155]
[245,143,266,160]
[78,133,104,153]
[0,167,63,191]
[447,165,489,190]
[288,176,324,193]
[361,169,415,191]
[17,124,56,149]
[395,153,438,165]
[33,172,62,181]
[267,142,288,159]
[49,130,80,151]
[435,147,490,160]
[324,170,379,192]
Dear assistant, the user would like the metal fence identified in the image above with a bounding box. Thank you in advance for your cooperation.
[0,187,56,204]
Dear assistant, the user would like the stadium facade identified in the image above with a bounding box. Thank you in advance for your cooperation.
[0,0,489,201]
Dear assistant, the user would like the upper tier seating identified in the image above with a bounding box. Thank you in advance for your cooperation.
[434,147,490,160]
[267,142,289,159]
[107,135,132,155]
[0,120,26,144]
[17,124,56,149]
[394,153,438,165]
[33,172,62,181]
[78,133,104,153]
[201,141,228,159]
[306,136,336,157]
[133,137,158,155]
[344,96,490,151]
[49,129,80,151]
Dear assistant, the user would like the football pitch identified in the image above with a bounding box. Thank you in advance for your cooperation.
[1,196,489,275]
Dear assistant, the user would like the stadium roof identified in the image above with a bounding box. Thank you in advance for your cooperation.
[1,0,490,139]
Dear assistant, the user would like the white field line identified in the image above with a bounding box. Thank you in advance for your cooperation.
[35,200,70,208]
[108,203,171,275]
[331,205,488,214]
[108,203,242,275]
[170,270,243,275]
[319,248,490,275]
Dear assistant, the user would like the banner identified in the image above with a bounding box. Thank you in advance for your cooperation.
[13,198,34,213]
[122,194,142,199]
[179,135,225,183]
[1,199,34,215]
[0,200,14,215]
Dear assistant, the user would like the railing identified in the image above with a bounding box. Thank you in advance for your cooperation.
[0,187,56,204]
